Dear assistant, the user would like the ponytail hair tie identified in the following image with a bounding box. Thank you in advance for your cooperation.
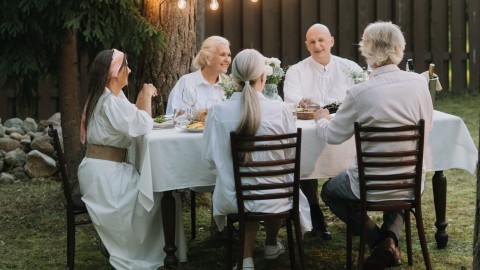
[244,81,250,85]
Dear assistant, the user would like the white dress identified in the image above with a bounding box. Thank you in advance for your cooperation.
[202,92,312,233]
[78,88,187,270]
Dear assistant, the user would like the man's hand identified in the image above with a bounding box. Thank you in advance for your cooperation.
[314,108,332,122]
[299,98,310,108]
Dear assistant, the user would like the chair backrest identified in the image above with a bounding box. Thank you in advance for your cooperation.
[354,120,425,204]
[48,124,74,208]
[229,128,302,216]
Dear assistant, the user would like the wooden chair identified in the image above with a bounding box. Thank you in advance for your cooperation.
[227,128,306,270]
[48,124,93,270]
[346,120,432,270]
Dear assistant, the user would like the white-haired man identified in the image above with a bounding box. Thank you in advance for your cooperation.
[316,21,433,269]
[283,23,362,240]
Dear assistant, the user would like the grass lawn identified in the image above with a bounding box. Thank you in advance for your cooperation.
[0,92,478,269]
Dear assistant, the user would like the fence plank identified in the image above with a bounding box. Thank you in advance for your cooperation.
[376,0,394,21]
[223,0,243,56]
[357,0,375,66]
[394,0,413,70]
[431,0,449,90]
[243,0,262,49]
[413,0,430,71]
[470,0,480,94]
[451,0,467,94]
[37,78,59,120]
[299,0,319,59]
[261,0,281,58]
[281,0,300,66]
[319,0,338,55]
[204,1,222,38]
[338,0,358,61]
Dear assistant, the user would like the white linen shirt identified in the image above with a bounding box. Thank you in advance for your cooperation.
[284,55,362,106]
[315,64,433,201]
[166,69,225,114]
[202,92,312,233]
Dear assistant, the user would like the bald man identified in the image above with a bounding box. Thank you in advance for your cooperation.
[284,24,362,240]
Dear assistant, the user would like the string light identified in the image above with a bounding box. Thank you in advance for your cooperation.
[178,0,186,9]
[210,0,219,10]
[251,0,258,2]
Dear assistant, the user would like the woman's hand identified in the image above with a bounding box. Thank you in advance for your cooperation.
[140,83,158,98]
[314,108,332,122]
[299,98,310,108]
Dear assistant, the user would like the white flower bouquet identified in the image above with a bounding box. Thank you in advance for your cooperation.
[264,57,285,85]
[219,74,239,99]
[345,68,367,84]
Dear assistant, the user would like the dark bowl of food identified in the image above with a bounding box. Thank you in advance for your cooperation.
[323,101,342,114]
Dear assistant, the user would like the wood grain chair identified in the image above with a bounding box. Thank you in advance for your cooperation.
[48,124,93,270]
[346,120,432,270]
[227,128,305,270]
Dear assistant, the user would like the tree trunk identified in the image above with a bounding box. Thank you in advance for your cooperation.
[56,30,83,191]
[474,112,480,269]
[139,0,197,116]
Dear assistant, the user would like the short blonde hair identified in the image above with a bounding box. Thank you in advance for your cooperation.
[359,21,405,67]
[192,36,230,69]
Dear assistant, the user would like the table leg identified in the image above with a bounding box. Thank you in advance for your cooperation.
[432,171,448,249]
[162,191,178,268]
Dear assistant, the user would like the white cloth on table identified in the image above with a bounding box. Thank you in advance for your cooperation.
[202,92,312,233]
[315,64,433,202]
[166,69,225,114]
[78,88,187,269]
[283,55,362,106]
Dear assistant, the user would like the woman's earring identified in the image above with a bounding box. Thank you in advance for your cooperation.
[207,61,211,66]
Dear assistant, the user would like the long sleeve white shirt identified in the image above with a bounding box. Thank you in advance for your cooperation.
[166,69,225,114]
[315,64,433,201]
[202,92,312,233]
[283,55,362,106]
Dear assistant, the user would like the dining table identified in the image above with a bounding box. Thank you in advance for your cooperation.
[130,109,478,268]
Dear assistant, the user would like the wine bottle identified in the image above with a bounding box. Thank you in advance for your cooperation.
[406,59,414,72]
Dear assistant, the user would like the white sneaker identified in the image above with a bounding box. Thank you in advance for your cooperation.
[232,257,255,270]
[264,241,285,259]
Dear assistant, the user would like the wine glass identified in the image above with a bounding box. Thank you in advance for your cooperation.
[182,87,197,121]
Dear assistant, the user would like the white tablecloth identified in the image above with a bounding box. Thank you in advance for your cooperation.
[131,110,478,211]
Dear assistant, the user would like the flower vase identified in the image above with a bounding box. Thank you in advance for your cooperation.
[264,84,278,99]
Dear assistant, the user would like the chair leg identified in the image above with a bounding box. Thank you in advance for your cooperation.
[285,219,295,270]
[346,212,353,270]
[294,217,306,270]
[190,191,196,240]
[415,207,432,270]
[357,212,367,270]
[67,212,75,270]
[405,210,413,266]
[226,218,233,270]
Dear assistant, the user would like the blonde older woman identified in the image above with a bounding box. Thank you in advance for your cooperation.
[166,36,231,114]
[315,21,433,268]
[203,49,312,270]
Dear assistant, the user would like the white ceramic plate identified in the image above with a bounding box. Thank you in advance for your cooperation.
[153,120,174,129]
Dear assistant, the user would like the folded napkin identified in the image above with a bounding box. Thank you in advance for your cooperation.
[421,71,443,91]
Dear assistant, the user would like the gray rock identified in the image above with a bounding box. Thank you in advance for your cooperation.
[3,118,23,128]
[0,137,22,152]
[0,172,14,184]
[9,132,23,141]
[24,150,57,178]
[48,113,61,125]
[0,125,4,137]
[5,126,25,135]
[21,134,32,145]
[5,149,27,167]
[22,117,38,133]
[30,134,55,157]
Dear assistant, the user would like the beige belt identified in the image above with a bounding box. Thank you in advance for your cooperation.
[86,144,127,163]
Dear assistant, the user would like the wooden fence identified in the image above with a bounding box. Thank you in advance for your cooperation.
[204,0,480,96]
[1,0,479,120]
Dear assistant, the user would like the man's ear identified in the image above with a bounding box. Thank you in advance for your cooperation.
[331,36,335,47]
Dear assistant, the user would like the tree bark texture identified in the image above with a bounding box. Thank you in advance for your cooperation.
[139,0,197,116]
[474,113,480,269]
[56,30,83,191]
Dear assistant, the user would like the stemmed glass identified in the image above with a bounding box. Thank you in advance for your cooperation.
[182,87,197,121]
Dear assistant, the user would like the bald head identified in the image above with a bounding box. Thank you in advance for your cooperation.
[305,24,334,65]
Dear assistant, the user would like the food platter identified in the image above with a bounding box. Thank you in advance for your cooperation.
[153,115,174,129]
[175,121,205,132]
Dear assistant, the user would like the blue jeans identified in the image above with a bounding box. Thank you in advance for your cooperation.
[320,172,404,248]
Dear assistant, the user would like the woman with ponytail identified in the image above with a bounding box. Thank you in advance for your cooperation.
[203,49,312,269]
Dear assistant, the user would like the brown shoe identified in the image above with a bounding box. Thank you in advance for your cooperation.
[382,237,402,267]
[364,237,402,269]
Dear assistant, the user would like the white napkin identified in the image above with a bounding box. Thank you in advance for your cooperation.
[421,71,443,91]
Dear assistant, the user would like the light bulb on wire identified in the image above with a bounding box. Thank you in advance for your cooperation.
[178,0,186,9]
[251,0,258,2]
[210,0,219,10]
